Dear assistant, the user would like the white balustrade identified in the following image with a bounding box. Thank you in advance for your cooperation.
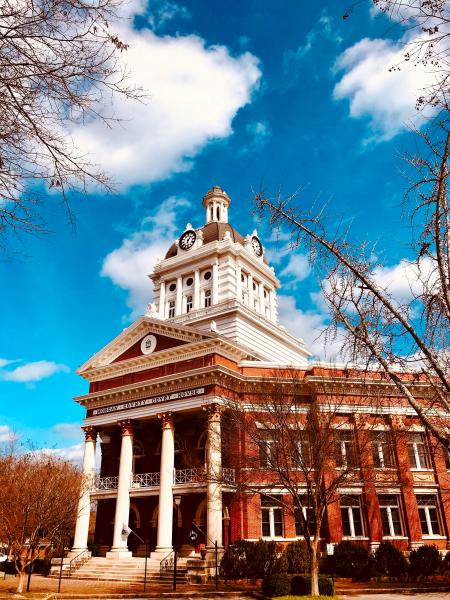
[96,468,235,490]
[96,475,119,490]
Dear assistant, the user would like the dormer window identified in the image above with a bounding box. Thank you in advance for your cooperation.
[186,295,193,313]
[204,289,211,308]
[168,300,175,318]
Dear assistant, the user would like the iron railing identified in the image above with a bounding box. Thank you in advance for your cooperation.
[132,472,160,487]
[95,475,119,490]
[95,468,236,490]
[68,549,90,576]
[160,550,174,578]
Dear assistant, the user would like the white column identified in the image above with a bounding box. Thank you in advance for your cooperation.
[258,282,265,315]
[236,264,242,303]
[212,262,219,305]
[194,270,200,310]
[205,404,223,551]
[159,280,166,318]
[175,275,182,315]
[70,427,97,555]
[107,421,133,558]
[248,273,254,310]
[154,413,175,555]
[269,289,276,322]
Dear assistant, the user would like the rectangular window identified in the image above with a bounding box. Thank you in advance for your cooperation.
[444,446,450,470]
[292,432,311,469]
[340,495,364,537]
[261,495,283,538]
[295,497,316,536]
[168,300,175,318]
[259,431,276,468]
[186,295,193,313]
[416,495,442,536]
[204,289,211,308]
[407,433,430,469]
[372,431,395,469]
[335,430,358,468]
[379,494,403,537]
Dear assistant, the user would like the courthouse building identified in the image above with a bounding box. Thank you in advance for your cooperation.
[71,186,450,567]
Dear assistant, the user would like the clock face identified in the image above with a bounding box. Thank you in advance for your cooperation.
[251,235,263,257]
[179,229,196,250]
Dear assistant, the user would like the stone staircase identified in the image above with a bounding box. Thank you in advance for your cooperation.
[58,556,188,584]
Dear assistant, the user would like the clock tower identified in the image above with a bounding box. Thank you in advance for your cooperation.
[147,186,310,366]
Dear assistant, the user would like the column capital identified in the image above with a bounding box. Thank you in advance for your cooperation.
[118,420,133,436]
[390,415,405,430]
[158,412,174,429]
[82,426,97,443]
[203,403,223,422]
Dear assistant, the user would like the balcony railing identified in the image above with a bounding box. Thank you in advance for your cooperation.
[174,467,205,484]
[95,475,119,490]
[94,468,236,491]
[132,472,160,487]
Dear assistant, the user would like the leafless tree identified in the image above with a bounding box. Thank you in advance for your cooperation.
[254,122,450,449]
[0,0,144,247]
[0,450,82,592]
[223,373,383,596]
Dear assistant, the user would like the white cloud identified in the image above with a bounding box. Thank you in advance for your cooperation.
[374,256,434,303]
[69,14,261,187]
[101,195,188,317]
[278,294,344,361]
[53,423,83,440]
[280,254,310,282]
[147,0,191,31]
[1,360,69,383]
[42,443,85,463]
[0,425,15,443]
[0,358,19,368]
[333,36,438,140]
[242,120,271,153]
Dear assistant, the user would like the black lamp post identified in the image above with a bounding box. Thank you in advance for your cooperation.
[121,524,148,592]
[173,495,181,592]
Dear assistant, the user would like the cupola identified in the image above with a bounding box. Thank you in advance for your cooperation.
[202,186,231,224]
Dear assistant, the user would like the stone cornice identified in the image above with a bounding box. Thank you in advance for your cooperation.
[79,337,253,383]
[77,316,219,375]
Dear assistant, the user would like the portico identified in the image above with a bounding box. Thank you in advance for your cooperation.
[71,401,229,560]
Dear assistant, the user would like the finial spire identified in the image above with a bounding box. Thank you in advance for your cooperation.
[202,186,231,224]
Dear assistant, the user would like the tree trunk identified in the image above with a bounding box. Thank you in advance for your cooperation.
[16,570,26,593]
[310,541,319,596]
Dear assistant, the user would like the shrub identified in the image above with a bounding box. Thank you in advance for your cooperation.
[409,544,442,576]
[261,573,291,597]
[374,541,408,576]
[220,539,285,581]
[220,539,248,580]
[284,540,310,574]
[247,539,282,579]
[333,540,370,579]
[291,574,334,596]
[442,551,450,572]
[27,558,51,575]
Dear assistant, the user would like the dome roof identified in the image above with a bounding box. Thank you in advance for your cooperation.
[164,222,245,259]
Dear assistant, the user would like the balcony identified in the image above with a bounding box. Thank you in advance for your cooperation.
[94,467,235,491]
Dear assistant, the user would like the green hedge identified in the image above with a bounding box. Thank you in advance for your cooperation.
[333,540,370,579]
[261,573,291,597]
[220,539,286,580]
[374,541,408,576]
[290,574,334,596]
[409,544,441,576]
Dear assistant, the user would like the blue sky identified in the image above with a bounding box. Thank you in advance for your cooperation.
[0,0,431,459]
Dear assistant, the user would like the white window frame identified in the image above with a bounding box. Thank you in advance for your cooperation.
[379,494,404,537]
[186,295,193,313]
[168,300,175,318]
[261,497,283,539]
[373,431,395,469]
[335,430,357,468]
[204,289,211,308]
[340,496,364,538]
[408,433,431,470]
[416,495,442,537]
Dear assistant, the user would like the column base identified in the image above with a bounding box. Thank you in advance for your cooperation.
[67,549,91,559]
[106,548,132,559]
[151,547,174,560]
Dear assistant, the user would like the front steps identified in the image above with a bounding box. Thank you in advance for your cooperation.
[52,556,190,584]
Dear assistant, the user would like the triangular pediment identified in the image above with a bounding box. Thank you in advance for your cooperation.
[77,316,216,373]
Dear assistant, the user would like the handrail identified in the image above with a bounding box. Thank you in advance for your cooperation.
[68,549,90,576]
[159,549,174,578]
